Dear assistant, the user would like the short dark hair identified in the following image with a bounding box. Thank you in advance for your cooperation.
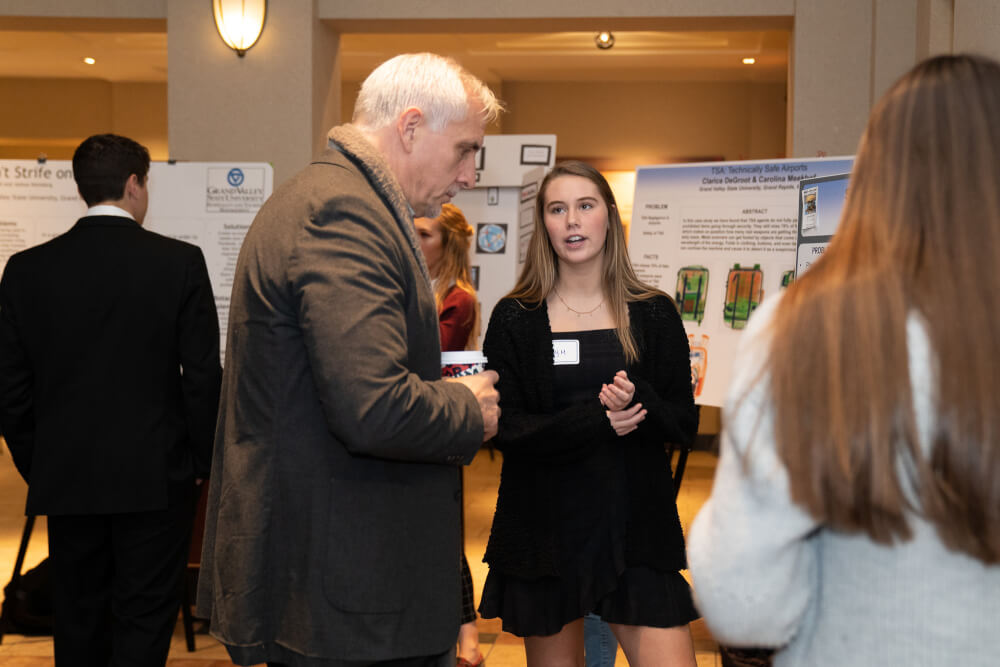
[72,134,150,206]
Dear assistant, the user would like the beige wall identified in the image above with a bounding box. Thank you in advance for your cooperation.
[340,81,361,131]
[917,0,954,58]
[954,0,1000,62]
[166,0,341,185]
[0,78,166,160]
[873,0,920,105]
[501,80,786,166]
[341,78,785,167]
[0,0,164,19]
[748,82,787,159]
[111,82,168,160]
[790,0,871,157]
[1,75,784,170]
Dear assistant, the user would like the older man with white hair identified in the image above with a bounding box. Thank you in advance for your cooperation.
[197,53,503,667]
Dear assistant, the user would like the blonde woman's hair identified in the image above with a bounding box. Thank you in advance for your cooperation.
[431,204,480,349]
[767,54,1000,563]
[506,161,666,364]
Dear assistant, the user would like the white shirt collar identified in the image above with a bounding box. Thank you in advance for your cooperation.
[86,204,135,221]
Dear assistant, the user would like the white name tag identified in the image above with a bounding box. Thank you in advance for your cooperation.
[552,339,580,365]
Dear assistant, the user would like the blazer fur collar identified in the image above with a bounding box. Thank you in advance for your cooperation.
[326,124,432,288]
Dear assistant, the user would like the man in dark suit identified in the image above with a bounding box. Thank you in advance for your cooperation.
[197,53,501,667]
[0,133,222,666]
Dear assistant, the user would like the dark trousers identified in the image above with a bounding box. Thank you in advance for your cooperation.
[46,483,197,667]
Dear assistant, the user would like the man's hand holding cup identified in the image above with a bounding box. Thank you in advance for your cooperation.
[442,351,500,442]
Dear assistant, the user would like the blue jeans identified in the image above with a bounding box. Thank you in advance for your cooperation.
[584,613,618,667]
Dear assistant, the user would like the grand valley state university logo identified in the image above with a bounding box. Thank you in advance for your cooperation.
[206,166,266,213]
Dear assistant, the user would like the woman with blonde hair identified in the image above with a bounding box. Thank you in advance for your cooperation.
[415,203,484,666]
[688,54,1000,666]
[478,161,699,666]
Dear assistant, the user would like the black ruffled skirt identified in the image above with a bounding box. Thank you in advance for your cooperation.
[478,525,699,637]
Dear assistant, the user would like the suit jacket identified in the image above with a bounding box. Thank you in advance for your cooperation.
[0,215,222,516]
[196,125,484,665]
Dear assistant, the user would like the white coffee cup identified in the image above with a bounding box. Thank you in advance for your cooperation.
[441,351,488,378]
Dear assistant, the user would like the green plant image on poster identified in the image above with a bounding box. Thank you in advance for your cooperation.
[723,263,763,329]
[675,266,709,325]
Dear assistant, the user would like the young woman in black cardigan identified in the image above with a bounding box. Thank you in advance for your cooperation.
[478,161,699,666]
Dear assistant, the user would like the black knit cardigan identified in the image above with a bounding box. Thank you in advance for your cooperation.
[482,294,699,580]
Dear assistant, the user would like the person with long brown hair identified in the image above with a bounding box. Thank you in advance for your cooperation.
[688,54,1000,666]
[478,161,699,666]
[415,203,484,666]
[416,203,480,351]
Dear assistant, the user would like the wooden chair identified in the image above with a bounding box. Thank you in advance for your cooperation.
[666,440,693,500]
[0,515,39,643]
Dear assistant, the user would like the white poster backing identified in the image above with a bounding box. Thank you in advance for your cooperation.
[0,160,273,357]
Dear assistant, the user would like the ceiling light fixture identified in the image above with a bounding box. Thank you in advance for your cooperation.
[83,57,96,65]
[595,32,615,50]
[213,0,267,57]
[742,57,756,65]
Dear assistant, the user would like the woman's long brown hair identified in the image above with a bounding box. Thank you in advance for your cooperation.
[506,161,665,364]
[430,203,480,349]
[767,55,1000,562]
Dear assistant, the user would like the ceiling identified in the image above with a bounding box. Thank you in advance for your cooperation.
[0,27,788,84]
[342,30,788,83]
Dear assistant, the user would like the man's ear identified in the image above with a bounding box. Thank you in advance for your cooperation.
[396,107,423,153]
[124,173,141,200]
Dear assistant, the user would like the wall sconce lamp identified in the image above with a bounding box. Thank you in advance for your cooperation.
[213,0,267,57]
[595,31,615,50]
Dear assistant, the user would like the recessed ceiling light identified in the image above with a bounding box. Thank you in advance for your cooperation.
[742,57,756,65]
[83,57,96,65]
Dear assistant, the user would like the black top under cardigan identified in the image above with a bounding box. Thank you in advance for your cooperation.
[482,294,699,580]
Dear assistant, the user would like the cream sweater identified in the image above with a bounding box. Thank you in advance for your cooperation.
[688,295,1000,666]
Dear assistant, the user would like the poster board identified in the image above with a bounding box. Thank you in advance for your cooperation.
[0,160,273,355]
[453,134,556,349]
[795,172,851,277]
[629,156,854,406]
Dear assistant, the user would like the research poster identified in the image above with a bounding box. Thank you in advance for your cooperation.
[629,156,853,407]
[795,172,851,277]
[0,160,273,356]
